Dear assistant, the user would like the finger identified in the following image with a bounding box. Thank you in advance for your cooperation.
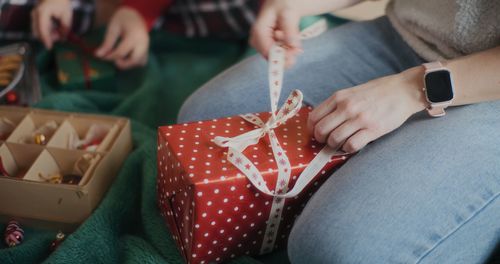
[115,44,148,69]
[278,9,301,49]
[313,110,346,143]
[273,30,285,42]
[50,30,61,42]
[104,35,135,61]
[95,22,120,57]
[308,95,337,132]
[38,9,54,49]
[61,9,72,31]
[276,30,301,68]
[342,129,375,153]
[250,10,277,59]
[326,120,361,150]
[284,48,302,68]
[285,53,296,68]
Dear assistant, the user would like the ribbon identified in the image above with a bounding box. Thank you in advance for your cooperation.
[214,19,347,254]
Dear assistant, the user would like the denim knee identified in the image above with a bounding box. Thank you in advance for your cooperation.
[287,210,378,264]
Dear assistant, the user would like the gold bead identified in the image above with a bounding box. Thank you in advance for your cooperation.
[34,133,47,145]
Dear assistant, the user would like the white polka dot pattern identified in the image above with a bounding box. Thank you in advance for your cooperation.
[156,19,341,264]
[157,107,349,264]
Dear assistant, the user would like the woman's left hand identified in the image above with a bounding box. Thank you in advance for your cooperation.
[308,67,428,153]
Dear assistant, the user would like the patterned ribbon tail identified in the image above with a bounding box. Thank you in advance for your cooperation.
[212,19,342,255]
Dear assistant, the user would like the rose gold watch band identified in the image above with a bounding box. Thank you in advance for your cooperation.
[423,61,451,117]
[426,106,445,117]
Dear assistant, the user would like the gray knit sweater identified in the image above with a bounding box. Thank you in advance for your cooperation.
[386,0,500,61]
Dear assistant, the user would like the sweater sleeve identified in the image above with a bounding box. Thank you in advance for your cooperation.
[121,0,172,30]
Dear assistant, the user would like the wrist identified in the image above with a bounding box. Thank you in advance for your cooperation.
[401,66,428,115]
[120,3,159,31]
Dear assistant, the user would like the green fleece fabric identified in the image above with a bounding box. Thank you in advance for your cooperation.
[0,16,345,264]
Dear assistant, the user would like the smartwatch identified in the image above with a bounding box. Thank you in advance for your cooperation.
[422,61,455,117]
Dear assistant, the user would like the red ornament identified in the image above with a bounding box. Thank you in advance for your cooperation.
[78,139,102,151]
[49,232,66,252]
[5,91,19,105]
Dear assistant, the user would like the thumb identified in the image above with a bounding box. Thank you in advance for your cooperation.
[95,23,120,57]
[61,8,73,33]
[278,9,301,49]
[250,9,277,59]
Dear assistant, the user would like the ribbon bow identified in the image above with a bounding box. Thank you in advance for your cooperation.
[213,89,303,153]
[213,19,346,254]
[214,19,342,198]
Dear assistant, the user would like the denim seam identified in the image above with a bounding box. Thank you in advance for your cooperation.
[415,191,500,263]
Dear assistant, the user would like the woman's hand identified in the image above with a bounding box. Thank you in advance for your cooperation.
[250,0,303,67]
[31,0,72,49]
[308,67,428,153]
[250,0,365,67]
[95,7,149,70]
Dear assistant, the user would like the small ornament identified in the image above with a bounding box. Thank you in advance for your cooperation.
[5,91,18,105]
[0,157,10,177]
[62,174,82,185]
[34,133,47,145]
[77,139,102,151]
[38,172,62,184]
[49,231,66,252]
[38,172,82,185]
[4,220,24,247]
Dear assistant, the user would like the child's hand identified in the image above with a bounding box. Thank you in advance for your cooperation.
[250,0,302,67]
[95,7,149,70]
[31,0,72,49]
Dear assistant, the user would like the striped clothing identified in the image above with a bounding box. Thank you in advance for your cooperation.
[0,0,259,40]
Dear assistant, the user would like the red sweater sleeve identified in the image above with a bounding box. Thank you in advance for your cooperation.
[122,0,172,30]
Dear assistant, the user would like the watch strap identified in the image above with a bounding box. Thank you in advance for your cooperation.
[426,105,445,117]
[423,61,446,72]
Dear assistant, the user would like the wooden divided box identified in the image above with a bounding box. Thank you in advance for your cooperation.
[0,106,132,230]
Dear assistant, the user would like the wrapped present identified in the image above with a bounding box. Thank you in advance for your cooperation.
[157,20,349,264]
[55,31,115,91]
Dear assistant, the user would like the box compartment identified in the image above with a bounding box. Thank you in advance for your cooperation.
[0,108,28,141]
[7,113,64,145]
[48,116,120,152]
[0,106,132,231]
[0,143,43,178]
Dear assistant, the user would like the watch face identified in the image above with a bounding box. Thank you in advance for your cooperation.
[425,70,454,103]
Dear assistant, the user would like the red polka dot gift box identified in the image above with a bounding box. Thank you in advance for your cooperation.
[157,106,349,264]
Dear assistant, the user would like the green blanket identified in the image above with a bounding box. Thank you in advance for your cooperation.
[0,16,345,264]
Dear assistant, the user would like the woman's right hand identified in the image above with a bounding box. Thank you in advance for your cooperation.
[250,0,303,67]
[31,0,73,50]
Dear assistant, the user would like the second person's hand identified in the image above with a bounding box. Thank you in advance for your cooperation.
[31,0,72,50]
[95,7,150,70]
[250,0,303,67]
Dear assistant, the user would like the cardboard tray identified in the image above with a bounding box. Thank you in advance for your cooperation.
[0,106,132,231]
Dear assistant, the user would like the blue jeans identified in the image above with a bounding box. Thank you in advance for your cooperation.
[178,17,500,263]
